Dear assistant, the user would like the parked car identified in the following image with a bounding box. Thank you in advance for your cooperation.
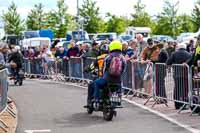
[94,32,117,43]
[126,27,151,40]
[88,33,96,40]
[55,41,71,49]
[66,30,89,42]
[152,35,174,42]
[118,35,133,42]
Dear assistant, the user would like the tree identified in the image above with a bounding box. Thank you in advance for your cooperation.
[43,0,74,38]
[2,2,24,35]
[79,0,106,33]
[26,3,45,30]
[178,14,195,33]
[131,0,152,27]
[192,0,200,31]
[154,0,180,36]
[106,13,126,34]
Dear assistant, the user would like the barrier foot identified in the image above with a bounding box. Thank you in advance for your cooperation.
[152,99,168,108]
[164,101,169,107]
[177,104,187,114]
[125,90,133,98]
[130,91,137,100]
[152,98,159,107]
[190,106,198,116]
[144,96,152,105]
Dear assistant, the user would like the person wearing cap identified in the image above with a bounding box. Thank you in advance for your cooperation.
[140,38,161,98]
[167,43,192,110]
[166,41,175,58]
[141,38,161,63]
[186,40,195,54]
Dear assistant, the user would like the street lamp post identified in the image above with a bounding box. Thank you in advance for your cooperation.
[74,16,90,41]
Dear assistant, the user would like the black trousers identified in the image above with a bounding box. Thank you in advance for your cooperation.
[87,81,94,103]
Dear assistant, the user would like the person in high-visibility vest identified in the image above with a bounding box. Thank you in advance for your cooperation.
[85,44,109,106]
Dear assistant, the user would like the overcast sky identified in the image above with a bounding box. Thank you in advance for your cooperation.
[0,0,197,19]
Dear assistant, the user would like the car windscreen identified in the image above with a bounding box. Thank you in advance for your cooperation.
[24,31,39,38]
[121,36,132,41]
[96,35,110,40]
[72,31,86,41]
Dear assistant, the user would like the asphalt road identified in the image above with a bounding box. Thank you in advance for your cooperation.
[9,79,191,133]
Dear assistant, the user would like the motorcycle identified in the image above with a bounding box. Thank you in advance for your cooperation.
[84,68,122,121]
[13,68,24,86]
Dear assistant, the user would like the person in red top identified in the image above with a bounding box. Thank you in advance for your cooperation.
[67,40,80,58]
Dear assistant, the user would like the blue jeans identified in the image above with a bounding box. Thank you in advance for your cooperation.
[93,78,107,100]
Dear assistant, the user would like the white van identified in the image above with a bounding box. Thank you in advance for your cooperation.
[22,37,51,51]
[126,27,151,40]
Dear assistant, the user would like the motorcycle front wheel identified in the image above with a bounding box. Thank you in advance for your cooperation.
[18,79,23,86]
[103,108,114,121]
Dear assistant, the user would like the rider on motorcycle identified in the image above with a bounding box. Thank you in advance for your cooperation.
[8,46,23,80]
[85,44,109,106]
[93,40,126,103]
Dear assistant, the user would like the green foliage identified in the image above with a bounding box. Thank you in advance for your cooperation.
[153,0,179,36]
[131,0,152,27]
[43,0,75,38]
[106,14,126,34]
[3,0,199,38]
[79,0,106,33]
[192,0,200,31]
[178,14,195,33]
[2,2,24,35]
[26,3,44,30]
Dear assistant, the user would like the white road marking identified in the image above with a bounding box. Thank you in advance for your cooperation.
[123,98,200,133]
[24,129,51,133]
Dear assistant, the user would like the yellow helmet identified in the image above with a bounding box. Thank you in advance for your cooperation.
[109,40,122,52]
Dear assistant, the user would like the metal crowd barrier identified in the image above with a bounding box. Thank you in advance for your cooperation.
[153,63,191,111]
[122,61,133,89]
[24,57,200,114]
[0,69,9,132]
[24,58,56,79]
[190,66,200,115]
[125,61,154,102]
[0,69,7,113]
[69,57,84,80]
[83,57,96,80]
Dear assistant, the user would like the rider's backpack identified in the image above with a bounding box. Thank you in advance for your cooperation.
[108,54,123,76]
